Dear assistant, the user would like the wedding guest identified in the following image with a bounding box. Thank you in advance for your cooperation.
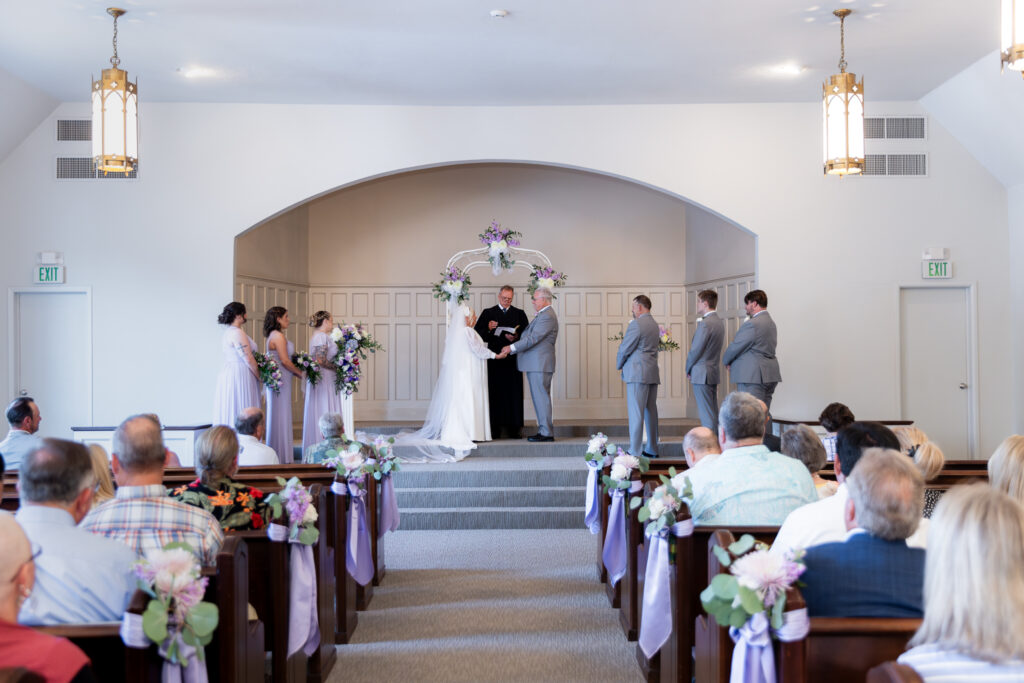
[302,310,342,451]
[305,413,348,464]
[0,396,42,471]
[81,415,223,565]
[213,302,261,427]
[87,443,116,507]
[475,286,530,439]
[894,426,945,517]
[16,439,137,625]
[683,426,721,470]
[899,483,1024,678]
[988,434,1024,501]
[818,401,854,462]
[235,407,279,466]
[140,413,183,468]
[782,424,837,499]
[170,426,269,531]
[264,306,303,463]
[0,513,95,682]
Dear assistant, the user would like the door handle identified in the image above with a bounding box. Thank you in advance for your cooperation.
[958,383,968,390]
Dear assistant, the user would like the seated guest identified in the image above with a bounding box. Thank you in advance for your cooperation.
[818,401,854,463]
[304,412,348,464]
[686,392,817,525]
[683,426,721,470]
[170,426,270,531]
[234,407,279,466]
[16,439,137,625]
[781,424,837,499]
[0,396,42,471]
[0,513,95,682]
[140,413,183,468]
[758,400,782,452]
[894,426,945,518]
[987,434,1024,502]
[87,443,116,507]
[898,484,1024,678]
[772,421,928,555]
[81,414,223,565]
[800,448,925,617]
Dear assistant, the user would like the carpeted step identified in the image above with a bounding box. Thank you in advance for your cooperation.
[398,506,585,530]
[394,468,587,489]
[397,486,586,508]
[390,440,683,459]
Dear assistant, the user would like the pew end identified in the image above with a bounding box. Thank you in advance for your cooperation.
[867,662,924,683]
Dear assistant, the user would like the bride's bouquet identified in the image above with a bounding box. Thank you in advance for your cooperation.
[432,266,472,304]
[527,265,567,298]
[479,221,522,275]
[330,323,384,396]
[253,351,282,394]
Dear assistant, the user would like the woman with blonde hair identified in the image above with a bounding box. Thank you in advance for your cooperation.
[898,483,1024,677]
[893,426,945,517]
[87,443,115,507]
[988,434,1024,502]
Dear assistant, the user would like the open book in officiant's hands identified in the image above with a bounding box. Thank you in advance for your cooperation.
[493,325,519,337]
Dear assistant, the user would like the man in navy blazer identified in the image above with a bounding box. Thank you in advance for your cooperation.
[800,448,925,618]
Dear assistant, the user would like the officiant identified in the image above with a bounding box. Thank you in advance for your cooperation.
[474,285,530,439]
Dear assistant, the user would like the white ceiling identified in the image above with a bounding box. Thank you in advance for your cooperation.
[0,0,1001,105]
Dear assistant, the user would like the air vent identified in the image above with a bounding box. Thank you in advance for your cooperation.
[56,119,92,142]
[862,153,927,177]
[56,157,137,180]
[863,116,927,140]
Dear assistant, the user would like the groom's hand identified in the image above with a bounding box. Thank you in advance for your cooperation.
[501,345,512,356]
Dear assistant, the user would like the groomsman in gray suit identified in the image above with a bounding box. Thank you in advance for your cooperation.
[616,295,661,457]
[722,289,782,411]
[686,289,725,434]
[504,287,559,442]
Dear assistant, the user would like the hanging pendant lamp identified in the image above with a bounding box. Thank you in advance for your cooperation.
[823,9,864,176]
[1002,0,1024,75]
[92,7,138,175]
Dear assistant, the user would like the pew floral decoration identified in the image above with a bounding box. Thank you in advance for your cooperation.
[630,467,693,532]
[367,435,400,480]
[607,325,680,353]
[322,441,378,585]
[601,448,651,493]
[527,265,567,298]
[479,221,522,275]
[584,432,616,465]
[253,350,283,394]
[264,477,320,546]
[583,433,617,534]
[290,351,322,386]
[369,435,402,536]
[700,535,806,631]
[330,323,384,396]
[322,441,374,483]
[134,543,219,665]
[432,266,472,304]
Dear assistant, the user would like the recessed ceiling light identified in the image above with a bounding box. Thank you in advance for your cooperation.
[770,63,808,77]
[178,66,219,79]
[804,16,816,22]
[490,9,508,18]
[806,5,820,11]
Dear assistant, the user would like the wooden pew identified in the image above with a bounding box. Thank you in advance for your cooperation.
[867,662,924,683]
[307,484,339,681]
[619,479,655,641]
[602,469,644,609]
[202,535,266,683]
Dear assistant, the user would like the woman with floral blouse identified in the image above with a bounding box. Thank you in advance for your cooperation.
[170,426,270,531]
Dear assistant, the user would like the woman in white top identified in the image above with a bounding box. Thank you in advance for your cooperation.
[897,483,1024,680]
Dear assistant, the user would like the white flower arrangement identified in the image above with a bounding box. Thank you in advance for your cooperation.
[630,466,694,532]
[601,446,651,492]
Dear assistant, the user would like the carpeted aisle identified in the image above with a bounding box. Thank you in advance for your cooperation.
[328,529,644,683]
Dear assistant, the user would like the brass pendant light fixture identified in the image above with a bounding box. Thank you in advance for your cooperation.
[823,9,864,176]
[92,7,138,175]
[1002,0,1024,75]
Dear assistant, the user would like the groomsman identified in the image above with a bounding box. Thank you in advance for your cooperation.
[474,286,530,438]
[616,295,661,457]
[685,290,725,434]
[503,287,558,442]
[722,289,781,411]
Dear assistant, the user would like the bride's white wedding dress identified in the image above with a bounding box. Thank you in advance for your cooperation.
[393,301,496,462]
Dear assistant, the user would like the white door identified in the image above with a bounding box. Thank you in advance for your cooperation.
[899,287,974,459]
[9,289,92,439]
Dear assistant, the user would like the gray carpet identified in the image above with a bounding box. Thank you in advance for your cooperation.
[328,529,643,683]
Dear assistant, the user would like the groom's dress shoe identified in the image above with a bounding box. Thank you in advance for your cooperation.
[527,434,554,442]
[642,452,658,459]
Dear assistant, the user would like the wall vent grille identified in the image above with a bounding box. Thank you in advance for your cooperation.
[56,119,92,142]
[864,116,927,140]
[862,153,927,177]
[56,157,137,180]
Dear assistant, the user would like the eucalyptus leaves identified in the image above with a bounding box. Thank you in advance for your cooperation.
[265,476,320,546]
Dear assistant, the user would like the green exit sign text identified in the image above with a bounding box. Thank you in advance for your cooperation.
[33,265,65,284]
[921,260,952,279]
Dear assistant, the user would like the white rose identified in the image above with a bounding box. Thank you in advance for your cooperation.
[610,463,629,481]
[497,239,508,251]
[586,434,607,453]
[342,451,364,473]
[647,497,667,520]
[302,504,319,525]
[330,328,343,341]
[538,277,555,289]
[670,473,689,492]
[613,454,640,470]
[353,332,362,341]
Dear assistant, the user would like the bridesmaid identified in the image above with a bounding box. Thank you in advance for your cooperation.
[213,302,260,426]
[302,311,342,452]
[263,306,303,463]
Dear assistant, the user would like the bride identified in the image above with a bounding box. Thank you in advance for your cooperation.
[394,301,510,462]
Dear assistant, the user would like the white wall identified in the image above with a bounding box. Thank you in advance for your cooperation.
[0,66,57,166]
[1009,184,1024,433]
[684,205,755,284]
[0,101,1012,456]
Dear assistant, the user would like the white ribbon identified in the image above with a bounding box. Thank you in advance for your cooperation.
[267,523,288,542]
[671,519,694,537]
[773,608,810,642]
[629,479,644,493]
[159,633,208,683]
[729,612,775,683]
[121,612,149,648]
[584,460,603,534]
[331,480,347,496]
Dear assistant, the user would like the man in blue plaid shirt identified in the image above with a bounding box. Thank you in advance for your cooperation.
[82,414,223,565]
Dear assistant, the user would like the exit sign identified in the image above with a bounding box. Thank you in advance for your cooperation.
[921,260,952,279]
[33,265,65,284]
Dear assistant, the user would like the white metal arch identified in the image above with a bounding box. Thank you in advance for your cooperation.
[445,246,552,276]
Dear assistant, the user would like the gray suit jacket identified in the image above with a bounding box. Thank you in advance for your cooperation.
[685,311,725,385]
[514,306,558,373]
[722,311,782,383]
[616,313,660,385]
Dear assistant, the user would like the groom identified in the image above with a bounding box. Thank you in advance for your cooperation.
[503,287,558,442]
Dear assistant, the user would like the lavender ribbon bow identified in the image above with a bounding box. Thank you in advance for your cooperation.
[288,541,320,657]
[602,488,628,585]
[728,606,810,683]
[379,474,400,537]
[347,480,375,586]
[159,634,208,683]
[583,460,603,534]
[638,519,694,658]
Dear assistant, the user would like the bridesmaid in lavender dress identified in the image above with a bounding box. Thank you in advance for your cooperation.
[302,311,343,452]
[263,307,304,463]
[213,302,261,426]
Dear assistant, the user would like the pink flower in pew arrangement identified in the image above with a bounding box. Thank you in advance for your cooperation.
[609,463,629,481]
[613,453,640,471]
[264,477,320,546]
[601,446,651,492]
[584,432,617,465]
[731,548,805,609]
[632,473,691,530]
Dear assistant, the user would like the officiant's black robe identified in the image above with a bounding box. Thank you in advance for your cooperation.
[474,304,530,436]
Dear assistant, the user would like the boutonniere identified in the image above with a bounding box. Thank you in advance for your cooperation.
[743,316,751,322]
[695,317,704,324]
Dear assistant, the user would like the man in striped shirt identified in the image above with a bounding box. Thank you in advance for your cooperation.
[82,414,223,565]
